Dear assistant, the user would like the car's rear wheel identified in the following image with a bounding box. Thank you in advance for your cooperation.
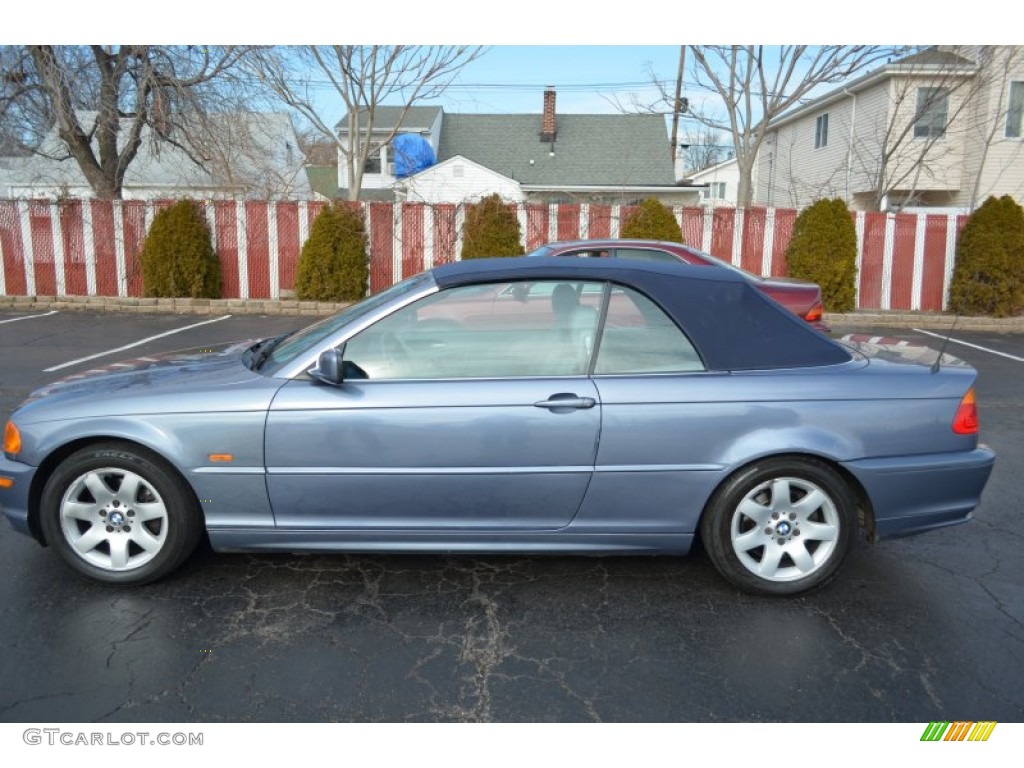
[40,443,202,585]
[700,457,857,595]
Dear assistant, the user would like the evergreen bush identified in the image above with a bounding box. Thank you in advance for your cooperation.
[139,199,221,298]
[295,203,368,302]
[619,197,683,242]
[948,195,1024,317]
[785,198,858,313]
[460,194,524,259]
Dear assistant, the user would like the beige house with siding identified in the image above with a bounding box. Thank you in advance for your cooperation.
[755,46,1024,212]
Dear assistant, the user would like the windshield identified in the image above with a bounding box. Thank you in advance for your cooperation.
[258,271,436,374]
[686,247,766,282]
[524,245,555,258]
[525,243,764,282]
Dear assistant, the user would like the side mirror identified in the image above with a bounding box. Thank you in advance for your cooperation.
[309,347,344,386]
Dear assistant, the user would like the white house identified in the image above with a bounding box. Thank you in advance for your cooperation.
[338,89,701,206]
[336,106,443,199]
[687,158,748,207]
[0,112,313,200]
[394,155,521,204]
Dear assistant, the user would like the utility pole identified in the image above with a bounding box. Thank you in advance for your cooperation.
[669,45,686,166]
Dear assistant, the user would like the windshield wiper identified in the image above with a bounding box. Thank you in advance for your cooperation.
[247,332,293,371]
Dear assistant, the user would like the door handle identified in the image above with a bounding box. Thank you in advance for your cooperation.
[534,394,596,410]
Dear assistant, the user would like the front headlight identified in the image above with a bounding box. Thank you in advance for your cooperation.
[4,420,21,458]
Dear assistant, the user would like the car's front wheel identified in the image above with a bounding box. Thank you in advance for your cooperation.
[40,443,203,585]
[700,457,857,595]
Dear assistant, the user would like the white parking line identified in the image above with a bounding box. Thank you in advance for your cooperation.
[44,315,233,372]
[0,310,60,324]
[913,328,1024,362]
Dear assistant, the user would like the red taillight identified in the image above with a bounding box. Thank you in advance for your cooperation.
[952,387,979,435]
[803,301,824,324]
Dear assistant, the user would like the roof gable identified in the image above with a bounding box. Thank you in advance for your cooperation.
[403,154,516,185]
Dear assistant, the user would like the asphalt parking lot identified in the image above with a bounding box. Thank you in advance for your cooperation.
[0,309,1021,722]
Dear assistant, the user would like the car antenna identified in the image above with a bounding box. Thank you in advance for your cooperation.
[931,311,960,374]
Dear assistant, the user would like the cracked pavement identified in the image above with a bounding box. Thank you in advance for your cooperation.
[0,313,1022,722]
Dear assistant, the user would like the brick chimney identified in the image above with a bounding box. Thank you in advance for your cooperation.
[540,86,557,143]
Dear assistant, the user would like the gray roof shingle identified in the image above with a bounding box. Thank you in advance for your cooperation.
[344,106,442,132]
[436,113,674,186]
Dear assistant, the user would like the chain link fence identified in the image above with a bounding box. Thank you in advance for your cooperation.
[0,199,968,311]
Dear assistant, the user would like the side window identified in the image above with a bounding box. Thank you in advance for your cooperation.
[914,87,949,139]
[1007,81,1023,138]
[363,146,383,174]
[594,286,704,374]
[343,280,603,379]
[556,249,609,259]
[815,113,829,148]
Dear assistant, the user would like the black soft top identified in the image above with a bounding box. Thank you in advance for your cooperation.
[431,257,851,371]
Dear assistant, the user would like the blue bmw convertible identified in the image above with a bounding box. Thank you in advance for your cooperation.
[0,258,995,594]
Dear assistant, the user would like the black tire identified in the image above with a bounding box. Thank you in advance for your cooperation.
[39,442,203,585]
[699,456,857,596]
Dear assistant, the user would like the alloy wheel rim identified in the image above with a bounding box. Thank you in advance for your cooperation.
[729,476,840,583]
[59,468,169,572]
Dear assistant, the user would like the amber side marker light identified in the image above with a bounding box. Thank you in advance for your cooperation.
[4,420,21,456]
[208,453,234,463]
[952,388,979,435]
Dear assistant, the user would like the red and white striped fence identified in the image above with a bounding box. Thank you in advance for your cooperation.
[0,199,968,311]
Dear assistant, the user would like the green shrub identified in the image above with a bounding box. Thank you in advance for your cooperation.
[139,200,221,298]
[619,197,683,242]
[948,195,1024,317]
[295,203,368,302]
[460,194,524,259]
[785,198,858,313]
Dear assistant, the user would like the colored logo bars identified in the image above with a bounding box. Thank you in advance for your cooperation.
[921,721,997,742]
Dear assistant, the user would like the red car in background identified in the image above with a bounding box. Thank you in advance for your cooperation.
[525,239,829,332]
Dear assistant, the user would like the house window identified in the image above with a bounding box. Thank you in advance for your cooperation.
[914,87,949,139]
[1007,81,1024,138]
[815,113,829,148]
[702,182,726,200]
[453,164,464,178]
[364,147,382,175]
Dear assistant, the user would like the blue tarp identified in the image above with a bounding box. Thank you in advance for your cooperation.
[392,133,436,178]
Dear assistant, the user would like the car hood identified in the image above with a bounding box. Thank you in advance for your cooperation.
[15,339,281,422]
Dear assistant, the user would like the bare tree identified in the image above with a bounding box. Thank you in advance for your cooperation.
[681,46,894,206]
[678,125,726,175]
[248,46,484,201]
[1,46,61,155]
[6,45,249,199]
